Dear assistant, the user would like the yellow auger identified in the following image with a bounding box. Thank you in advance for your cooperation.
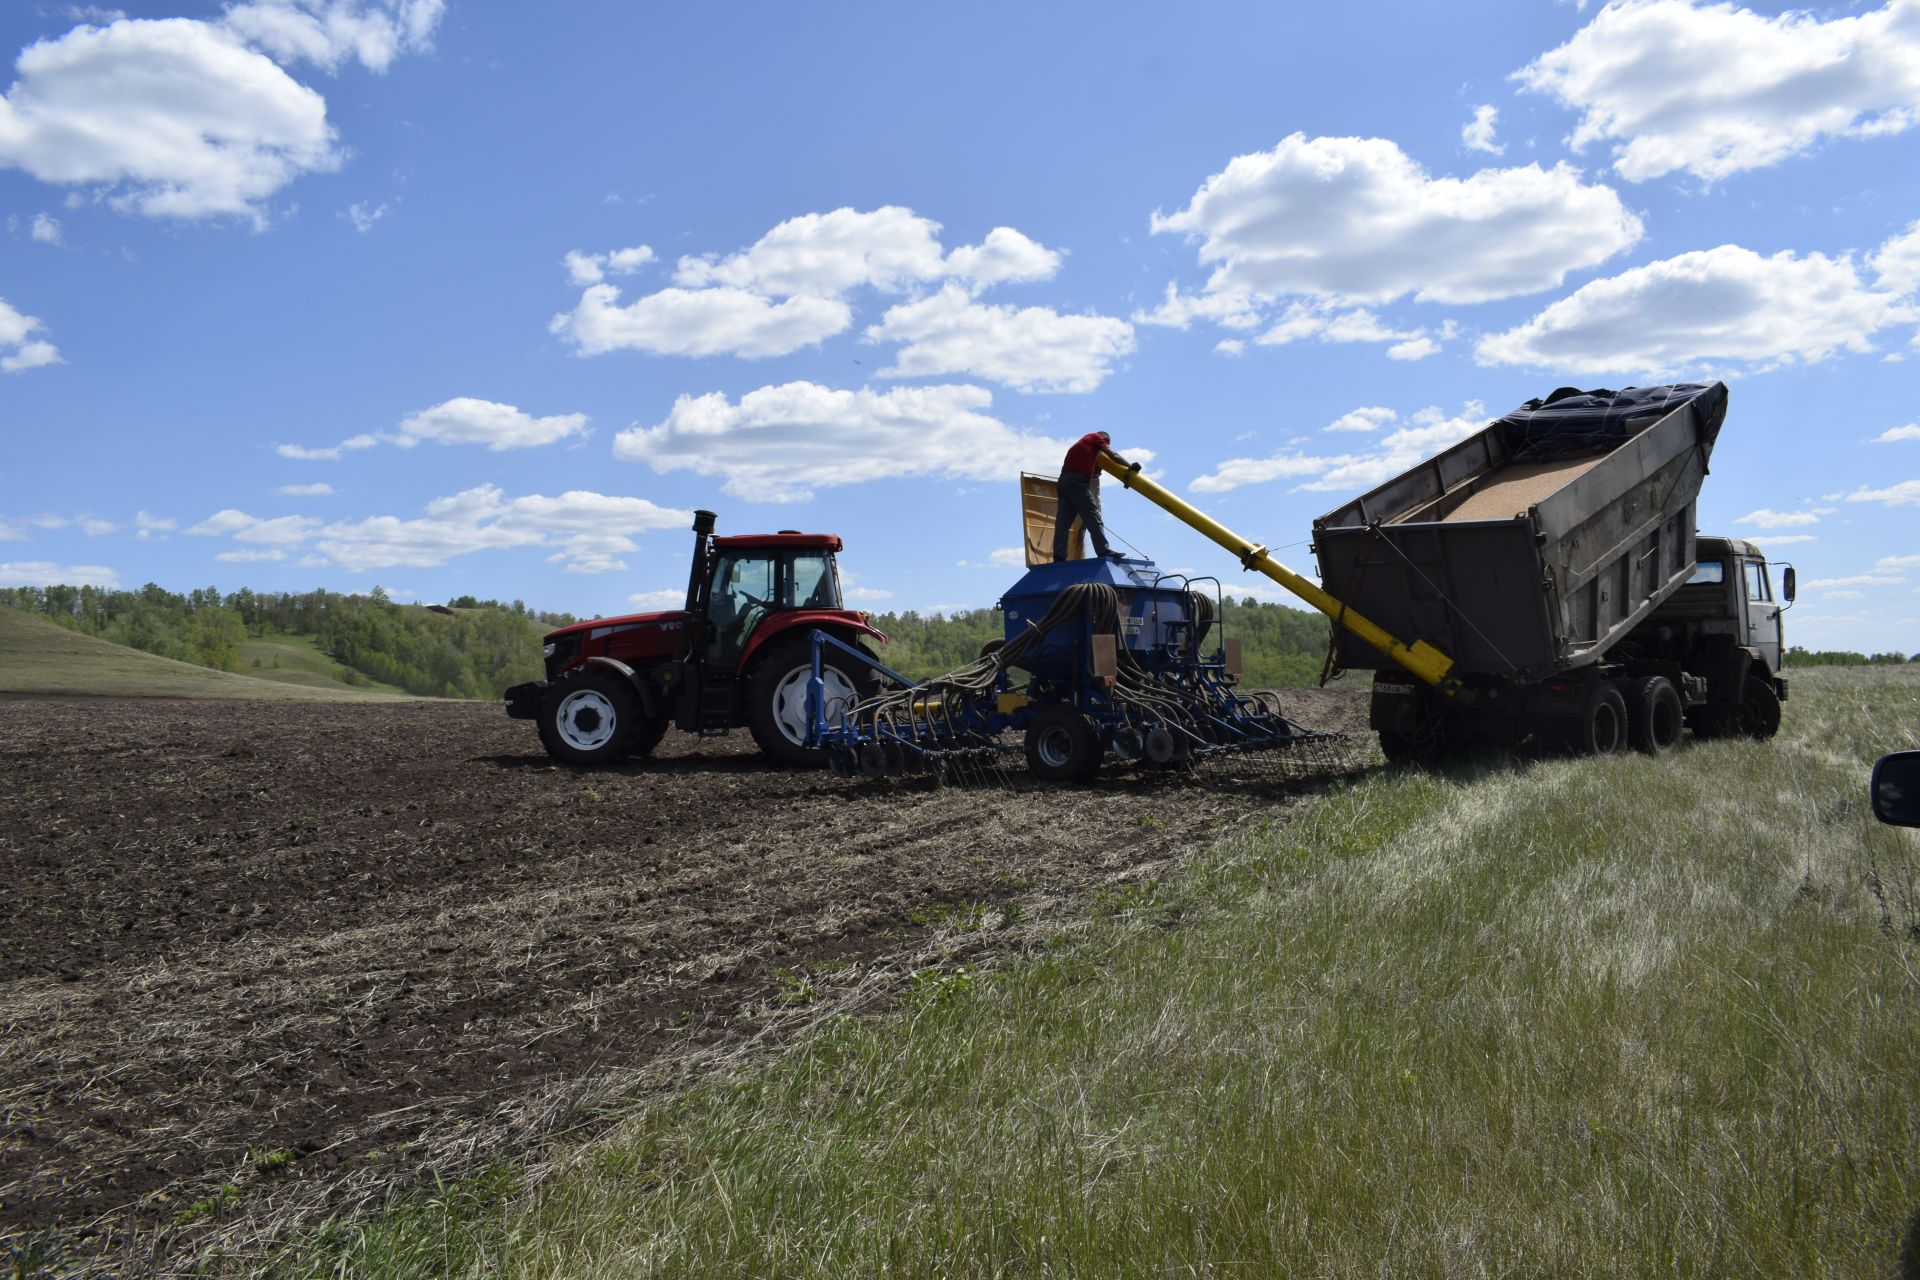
[1098,454,1461,693]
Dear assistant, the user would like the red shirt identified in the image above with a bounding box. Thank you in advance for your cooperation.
[1062,432,1108,478]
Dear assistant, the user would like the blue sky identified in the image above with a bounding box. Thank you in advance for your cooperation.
[2,0,1916,651]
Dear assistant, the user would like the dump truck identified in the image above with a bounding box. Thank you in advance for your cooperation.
[1090,381,1791,762]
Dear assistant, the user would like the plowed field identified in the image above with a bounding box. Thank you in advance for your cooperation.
[0,691,1366,1272]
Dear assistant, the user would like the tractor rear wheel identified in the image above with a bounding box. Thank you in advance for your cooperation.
[747,638,875,767]
[1024,705,1103,782]
[537,669,641,766]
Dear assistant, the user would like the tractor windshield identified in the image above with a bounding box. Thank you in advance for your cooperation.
[705,549,842,664]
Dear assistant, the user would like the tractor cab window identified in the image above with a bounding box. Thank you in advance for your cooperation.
[1688,559,1725,585]
[1744,560,1771,602]
[707,553,778,664]
[787,553,839,610]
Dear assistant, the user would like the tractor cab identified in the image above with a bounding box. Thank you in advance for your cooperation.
[702,534,845,666]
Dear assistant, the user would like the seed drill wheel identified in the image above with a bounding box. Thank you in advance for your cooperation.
[748,638,876,768]
[1024,705,1104,782]
[1623,676,1684,755]
[537,669,641,766]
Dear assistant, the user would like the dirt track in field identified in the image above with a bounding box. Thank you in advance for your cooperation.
[0,691,1369,1273]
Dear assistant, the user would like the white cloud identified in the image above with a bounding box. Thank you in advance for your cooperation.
[960,546,1028,569]
[342,200,387,232]
[278,482,334,496]
[0,297,61,373]
[627,588,685,610]
[1822,589,1864,600]
[943,226,1061,288]
[394,398,588,451]
[0,561,119,587]
[1875,423,1920,443]
[674,206,951,297]
[29,212,60,244]
[1847,479,1920,507]
[1877,554,1920,571]
[0,18,342,223]
[1150,133,1642,307]
[1387,336,1442,361]
[1462,104,1503,155]
[1131,282,1262,331]
[1325,407,1398,433]
[1736,507,1834,529]
[864,284,1134,393]
[0,520,23,541]
[551,283,852,358]
[215,547,288,562]
[1215,338,1245,356]
[564,244,655,286]
[1516,0,1920,183]
[79,517,118,535]
[612,381,1071,502]
[846,586,894,602]
[276,442,343,460]
[1191,402,1488,494]
[220,0,445,73]
[134,511,174,541]
[1873,221,1920,297]
[1743,534,1818,547]
[1477,244,1917,375]
[186,485,692,573]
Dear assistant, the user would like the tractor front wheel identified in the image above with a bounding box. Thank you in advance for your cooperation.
[537,669,641,766]
[747,639,874,767]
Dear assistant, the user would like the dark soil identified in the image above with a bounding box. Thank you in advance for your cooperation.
[0,692,1369,1273]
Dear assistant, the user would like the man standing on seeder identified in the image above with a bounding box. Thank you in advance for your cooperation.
[1053,430,1130,562]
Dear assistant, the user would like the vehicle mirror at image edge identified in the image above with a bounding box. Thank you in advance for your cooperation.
[1872,752,1920,827]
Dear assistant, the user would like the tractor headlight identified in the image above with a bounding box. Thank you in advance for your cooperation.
[542,642,557,659]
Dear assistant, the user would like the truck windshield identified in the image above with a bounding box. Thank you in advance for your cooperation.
[1689,560,1725,585]
[1744,561,1771,601]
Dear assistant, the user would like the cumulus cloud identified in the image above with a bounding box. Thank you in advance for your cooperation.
[219,0,445,73]
[277,398,588,458]
[1517,0,1920,182]
[864,284,1134,393]
[612,381,1071,503]
[342,200,388,232]
[1805,573,1908,589]
[1873,221,1920,297]
[0,17,342,223]
[278,482,335,496]
[627,588,686,610]
[1252,304,1454,359]
[1476,243,1918,375]
[959,546,1028,569]
[1325,407,1398,433]
[1737,507,1834,529]
[0,561,119,587]
[1191,402,1488,494]
[134,511,175,540]
[1131,282,1262,331]
[552,283,851,359]
[1876,423,1920,443]
[564,244,655,286]
[1744,534,1818,547]
[1462,104,1503,154]
[29,213,60,243]
[0,297,61,373]
[553,207,1069,365]
[186,485,692,573]
[1150,133,1642,307]
[1847,479,1920,507]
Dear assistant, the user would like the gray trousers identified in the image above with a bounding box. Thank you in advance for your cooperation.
[1053,470,1111,560]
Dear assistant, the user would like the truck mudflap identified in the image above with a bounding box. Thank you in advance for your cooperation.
[504,680,547,719]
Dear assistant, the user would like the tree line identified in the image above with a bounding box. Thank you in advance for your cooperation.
[4,583,576,700]
[1784,646,1919,667]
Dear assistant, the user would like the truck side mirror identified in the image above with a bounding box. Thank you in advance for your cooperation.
[1782,565,1796,603]
[1873,752,1920,826]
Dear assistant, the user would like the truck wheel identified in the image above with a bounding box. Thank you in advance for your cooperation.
[1623,676,1684,755]
[537,669,640,766]
[1734,677,1782,740]
[1561,684,1627,757]
[1025,705,1103,782]
[747,639,874,767]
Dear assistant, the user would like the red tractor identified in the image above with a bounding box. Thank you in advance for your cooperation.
[505,510,888,766]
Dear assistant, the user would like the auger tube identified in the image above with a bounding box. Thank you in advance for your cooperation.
[1098,454,1460,691]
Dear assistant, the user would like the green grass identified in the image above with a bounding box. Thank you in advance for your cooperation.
[0,607,409,700]
[237,633,412,696]
[285,666,1920,1278]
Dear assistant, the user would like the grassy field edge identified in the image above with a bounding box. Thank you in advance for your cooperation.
[284,667,1920,1279]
